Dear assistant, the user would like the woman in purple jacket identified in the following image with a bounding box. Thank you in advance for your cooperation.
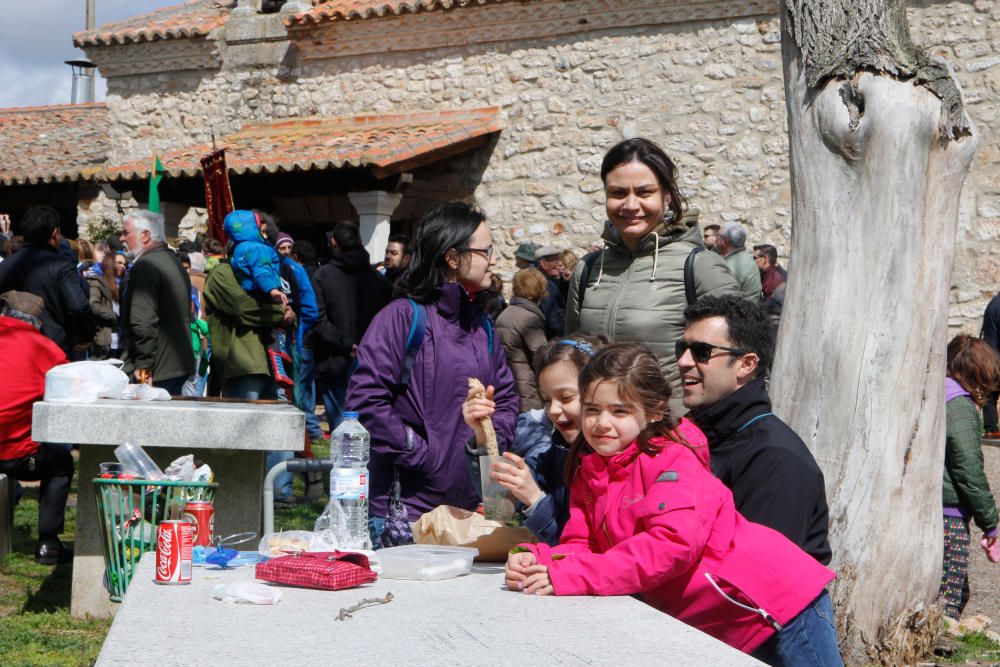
[347,202,519,542]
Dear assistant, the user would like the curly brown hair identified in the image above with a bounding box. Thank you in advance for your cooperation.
[947,334,1000,406]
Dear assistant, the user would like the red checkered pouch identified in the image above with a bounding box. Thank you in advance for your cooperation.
[255,551,377,591]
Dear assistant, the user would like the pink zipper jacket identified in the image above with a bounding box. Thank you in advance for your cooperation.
[522,419,835,654]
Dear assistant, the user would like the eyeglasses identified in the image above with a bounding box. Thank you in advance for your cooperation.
[675,339,748,363]
[463,246,494,261]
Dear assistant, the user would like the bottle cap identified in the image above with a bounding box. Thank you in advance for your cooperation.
[343,411,360,420]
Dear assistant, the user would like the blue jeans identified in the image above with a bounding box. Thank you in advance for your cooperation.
[296,347,323,440]
[223,375,294,499]
[317,374,349,431]
[222,374,277,400]
[752,590,842,666]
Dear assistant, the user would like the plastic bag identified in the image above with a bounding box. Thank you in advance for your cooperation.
[258,530,314,557]
[414,505,538,562]
[44,360,129,403]
[164,455,196,482]
[212,581,282,605]
[313,501,353,552]
[119,384,171,401]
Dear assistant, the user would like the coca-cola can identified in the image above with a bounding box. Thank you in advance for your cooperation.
[182,500,215,547]
[155,520,192,585]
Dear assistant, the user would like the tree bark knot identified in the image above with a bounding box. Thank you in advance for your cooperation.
[783,0,972,140]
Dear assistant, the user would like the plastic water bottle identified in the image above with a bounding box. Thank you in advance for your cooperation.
[329,412,371,550]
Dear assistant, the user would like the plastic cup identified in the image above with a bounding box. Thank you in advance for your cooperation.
[99,462,123,478]
[114,441,165,481]
[479,454,516,522]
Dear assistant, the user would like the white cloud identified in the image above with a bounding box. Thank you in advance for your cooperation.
[0,0,170,108]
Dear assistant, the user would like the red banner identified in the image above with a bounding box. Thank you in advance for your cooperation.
[200,149,234,244]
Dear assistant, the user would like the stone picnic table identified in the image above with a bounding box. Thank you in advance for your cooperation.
[96,553,762,666]
[31,397,304,619]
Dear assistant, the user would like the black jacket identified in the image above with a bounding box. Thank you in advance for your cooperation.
[309,246,392,379]
[120,245,194,382]
[0,244,95,353]
[690,378,833,565]
[539,276,566,339]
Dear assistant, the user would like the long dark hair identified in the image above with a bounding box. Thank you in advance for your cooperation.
[566,343,699,484]
[600,138,686,224]
[99,253,119,302]
[948,334,1000,406]
[395,201,486,303]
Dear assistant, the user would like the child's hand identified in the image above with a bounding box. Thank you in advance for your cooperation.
[520,564,553,596]
[269,288,288,306]
[492,452,543,507]
[504,551,535,590]
[462,383,495,446]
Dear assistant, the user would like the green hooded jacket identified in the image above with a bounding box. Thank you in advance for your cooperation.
[203,260,286,385]
[943,394,999,533]
[566,213,739,393]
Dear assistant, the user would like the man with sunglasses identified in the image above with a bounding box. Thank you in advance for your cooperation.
[677,295,832,565]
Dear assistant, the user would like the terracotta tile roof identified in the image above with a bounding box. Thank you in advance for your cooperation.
[73,0,231,47]
[287,0,510,26]
[0,104,109,187]
[105,107,500,180]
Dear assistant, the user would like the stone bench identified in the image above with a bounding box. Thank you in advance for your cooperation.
[96,553,762,665]
[32,398,304,618]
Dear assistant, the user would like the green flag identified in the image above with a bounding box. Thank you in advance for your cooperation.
[148,155,164,213]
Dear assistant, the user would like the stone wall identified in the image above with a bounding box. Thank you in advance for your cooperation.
[96,0,1000,333]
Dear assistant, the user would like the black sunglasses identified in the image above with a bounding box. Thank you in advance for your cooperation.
[675,339,748,363]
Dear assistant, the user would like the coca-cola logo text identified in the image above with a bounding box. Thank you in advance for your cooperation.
[157,527,173,579]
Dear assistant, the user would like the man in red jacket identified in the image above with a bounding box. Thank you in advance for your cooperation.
[0,291,73,564]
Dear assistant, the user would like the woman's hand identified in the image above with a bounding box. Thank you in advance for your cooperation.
[491,452,543,507]
[505,551,536,590]
[462,383,495,446]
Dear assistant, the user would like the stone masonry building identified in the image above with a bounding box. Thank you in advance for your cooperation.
[0,0,998,334]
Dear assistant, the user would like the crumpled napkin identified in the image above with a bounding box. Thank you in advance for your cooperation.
[212,581,282,605]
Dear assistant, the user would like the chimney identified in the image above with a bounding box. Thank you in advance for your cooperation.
[65,59,97,104]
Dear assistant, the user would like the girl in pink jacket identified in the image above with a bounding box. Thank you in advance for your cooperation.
[505,344,841,665]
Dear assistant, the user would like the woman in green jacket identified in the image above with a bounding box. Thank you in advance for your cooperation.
[565,138,738,411]
[941,334,1000,619]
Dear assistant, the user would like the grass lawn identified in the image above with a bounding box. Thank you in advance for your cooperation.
[1,440,331,666]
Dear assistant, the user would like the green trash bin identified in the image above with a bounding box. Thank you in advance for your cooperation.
[94,478,218,601]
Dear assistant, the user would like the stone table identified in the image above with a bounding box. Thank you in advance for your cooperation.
[96,554,762,666]
[32,398,304,619]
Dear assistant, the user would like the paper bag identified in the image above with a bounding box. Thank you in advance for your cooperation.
[413,505,538,562]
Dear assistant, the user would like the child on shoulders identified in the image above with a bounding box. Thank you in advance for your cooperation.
[223,210,287,306]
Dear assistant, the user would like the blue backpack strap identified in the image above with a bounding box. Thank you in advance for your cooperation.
[399,298,427,388]
[480,313,494,355]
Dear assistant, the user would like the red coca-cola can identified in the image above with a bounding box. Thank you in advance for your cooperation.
[155,520,192,585]
[182,500,215,547]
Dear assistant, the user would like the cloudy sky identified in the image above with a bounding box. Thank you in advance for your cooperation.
[0,0,167,108]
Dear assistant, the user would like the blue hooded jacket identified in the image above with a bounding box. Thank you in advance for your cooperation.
[223,210,281,296]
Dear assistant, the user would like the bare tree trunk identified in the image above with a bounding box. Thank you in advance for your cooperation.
[774,0,978,663]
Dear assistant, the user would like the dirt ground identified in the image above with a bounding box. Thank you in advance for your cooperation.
[962,442,1000,622]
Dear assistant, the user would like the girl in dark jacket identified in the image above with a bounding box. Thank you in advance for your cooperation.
[491,334,607,545]
[940,334,1000,619]
[347,202,518,543]
[86,253,120,359]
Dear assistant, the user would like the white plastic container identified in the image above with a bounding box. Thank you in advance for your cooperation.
[378,544,479,581]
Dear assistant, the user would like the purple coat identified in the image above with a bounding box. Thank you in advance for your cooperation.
[346,282,518,520]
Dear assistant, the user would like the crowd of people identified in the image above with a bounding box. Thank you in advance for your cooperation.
[0,135,994,665]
